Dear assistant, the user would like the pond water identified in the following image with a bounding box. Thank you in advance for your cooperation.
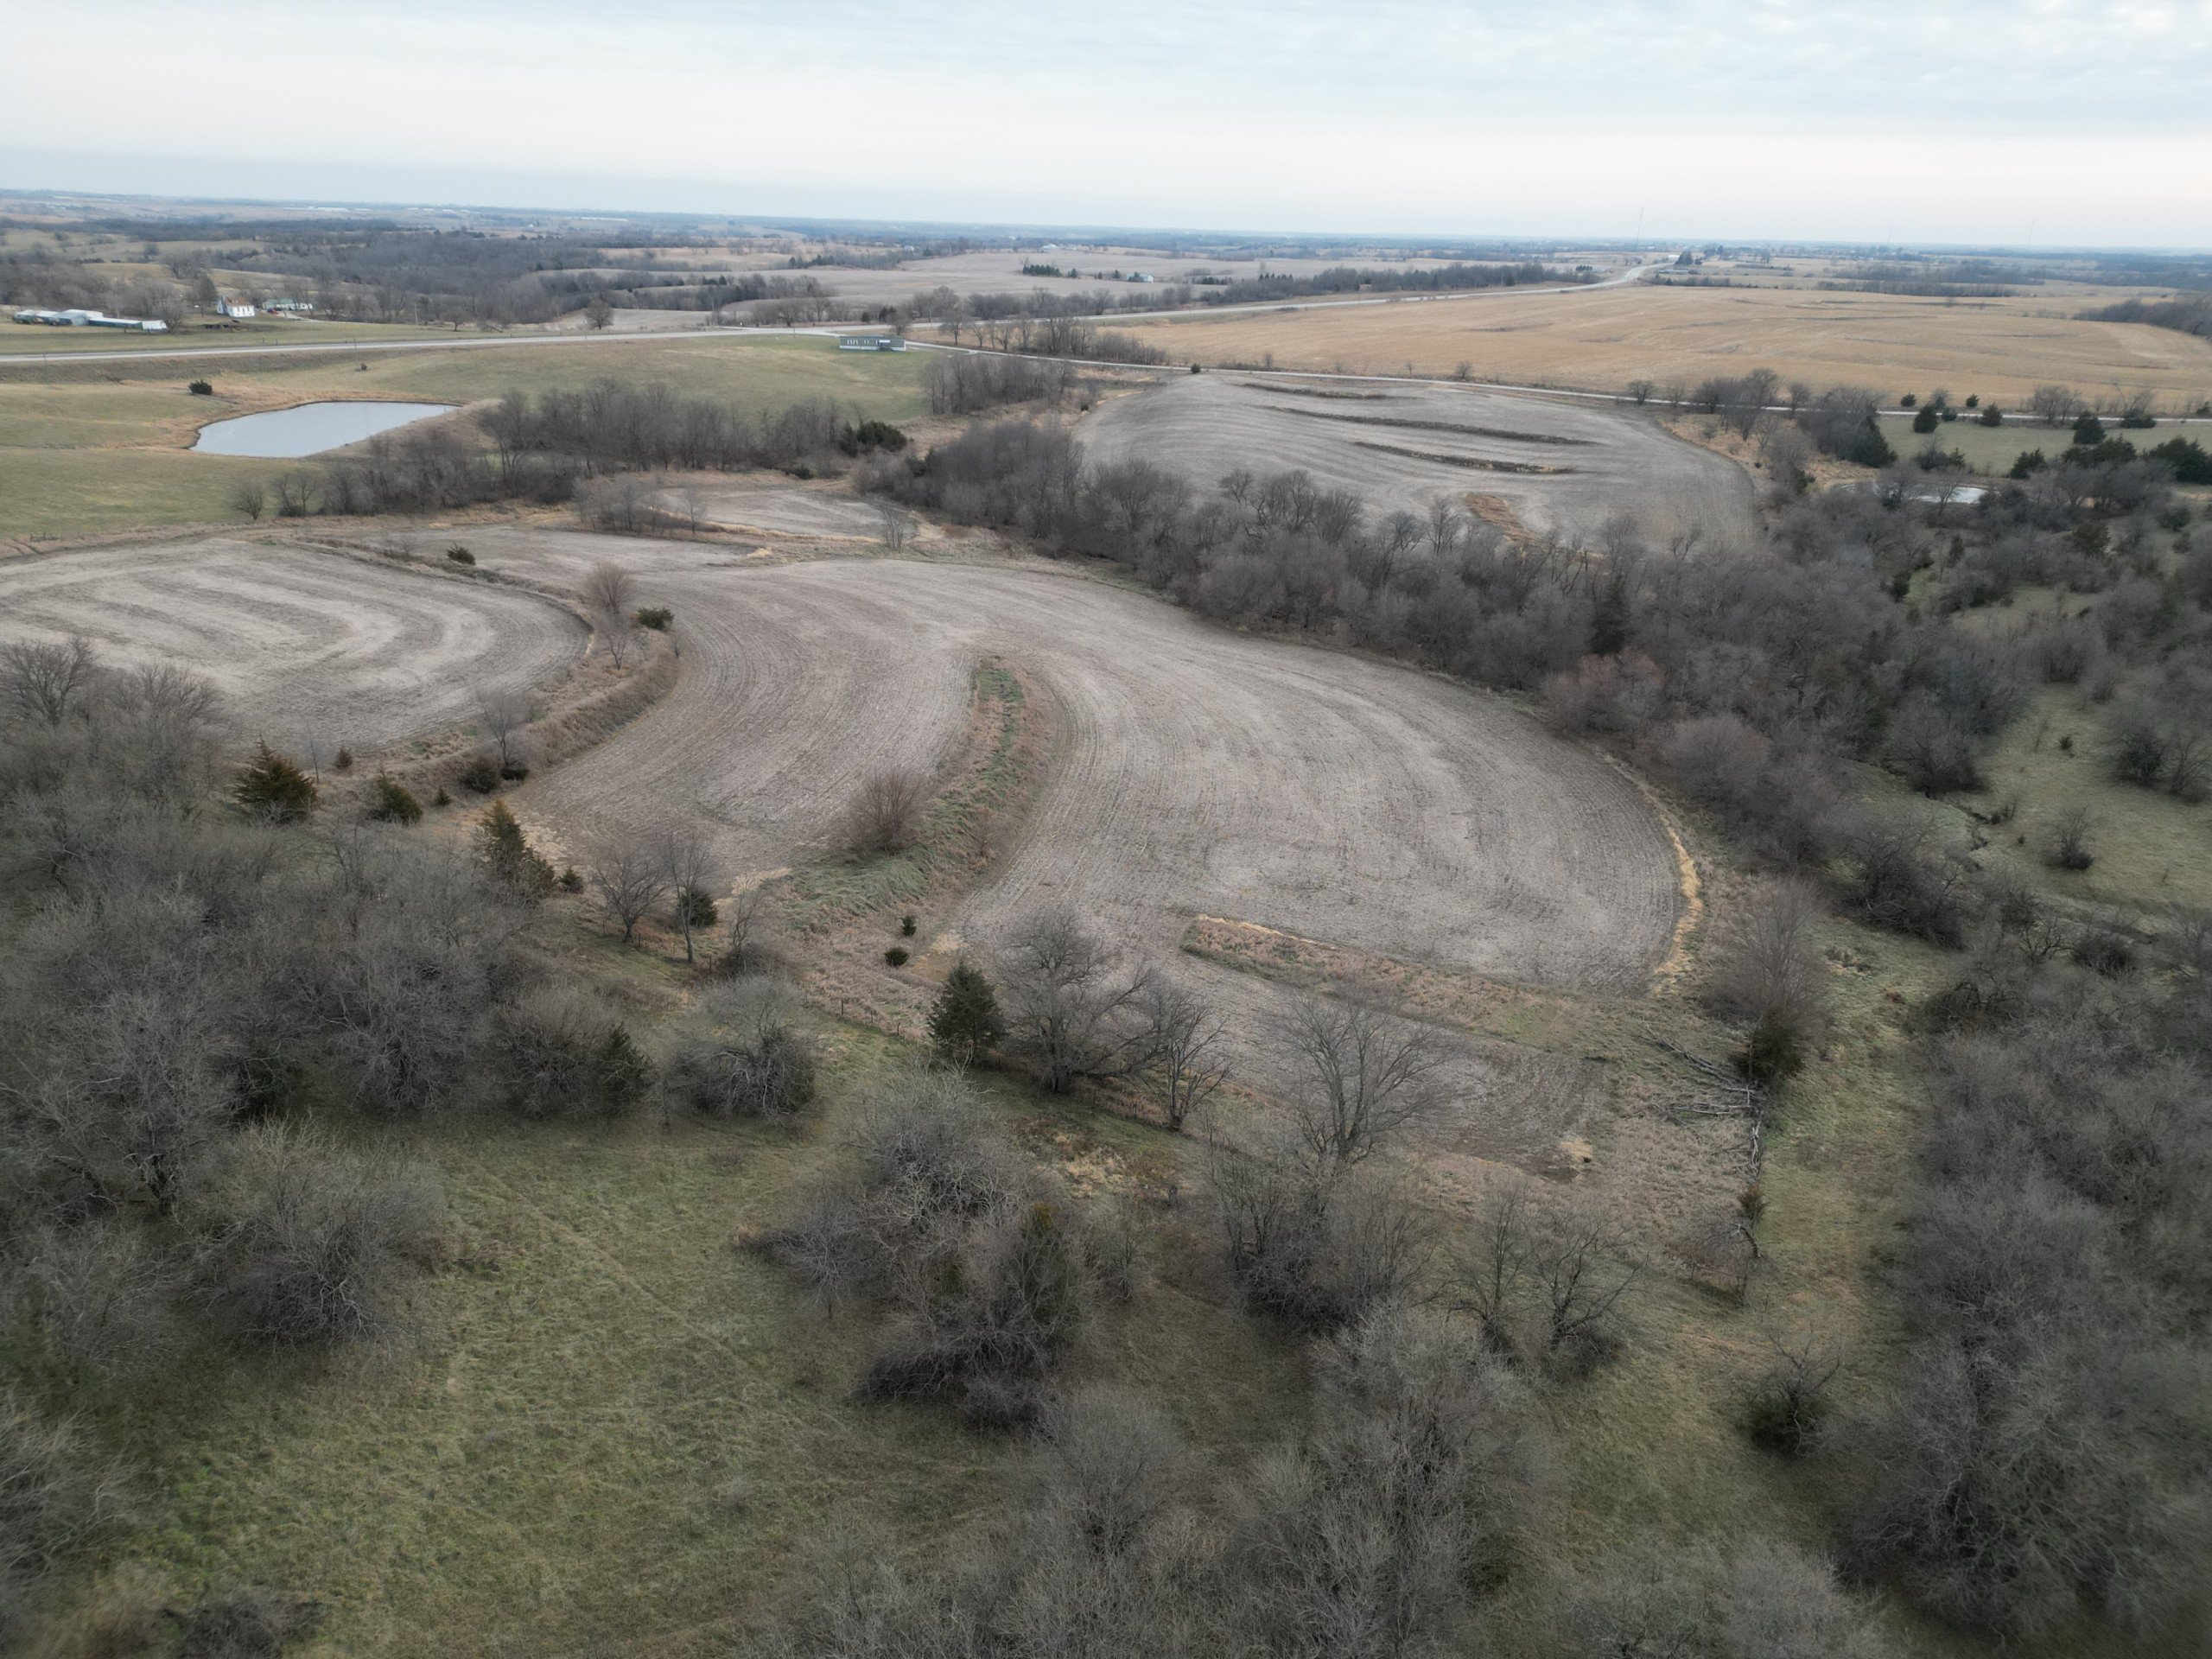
[193,401,457,457]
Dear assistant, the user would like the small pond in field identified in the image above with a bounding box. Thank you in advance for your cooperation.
[193,401,456,457]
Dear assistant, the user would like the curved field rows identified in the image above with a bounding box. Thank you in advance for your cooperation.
[423,531,1680,993]
[411,529,1680,1164]
[0,537,587,754]
[652,479,893,539]
[1079,373,1757,548]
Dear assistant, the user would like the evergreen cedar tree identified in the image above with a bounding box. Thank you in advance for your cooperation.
[369,775,423,824]
[931,960,1006,1062]
[233,741,317,820]
[477,799,556,895]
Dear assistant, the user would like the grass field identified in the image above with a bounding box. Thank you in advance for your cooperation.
[0,319,471,356]
[1104,283,2212,409]
[0,337,931,540]
[41,1009,1309,1659]
[1964,684,2212,916]
[1876,412,2209,477]
[29,887,1971,1658]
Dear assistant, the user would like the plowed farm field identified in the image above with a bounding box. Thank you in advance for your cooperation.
[387,528,1686,1166]
[0,537,586,754]
[1079,373,1758,546]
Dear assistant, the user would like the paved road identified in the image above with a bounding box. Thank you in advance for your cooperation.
[0,257,1666,371]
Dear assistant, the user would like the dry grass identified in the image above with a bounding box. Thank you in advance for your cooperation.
[1961,685,2212,916]
[28,1016,1306,1659]
[1110,283,2212,409]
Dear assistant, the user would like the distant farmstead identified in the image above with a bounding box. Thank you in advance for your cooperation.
[214,296,257,320]
[836,334,907,352]
[10,307,168,332]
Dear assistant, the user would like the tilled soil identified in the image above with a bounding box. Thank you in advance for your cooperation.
[1078,373,1758,547]
[652,480,892,539]
[16,518,1687,1167]
[0,536,586,755]
[409,529,1685,1166]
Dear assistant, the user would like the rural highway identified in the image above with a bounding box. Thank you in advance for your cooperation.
[0,258,1666,370]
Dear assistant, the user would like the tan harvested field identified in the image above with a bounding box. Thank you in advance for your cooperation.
[1107,282,2212,409]
[0,537,586,754]
[380,528,1683,1168]
[1080,372,1758,546]
[603,245,1552,319]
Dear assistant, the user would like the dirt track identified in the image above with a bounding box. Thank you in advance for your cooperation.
[0,537,586,754]
[1078,373,1757,547]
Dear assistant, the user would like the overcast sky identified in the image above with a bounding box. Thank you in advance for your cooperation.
[3,0,2209,245]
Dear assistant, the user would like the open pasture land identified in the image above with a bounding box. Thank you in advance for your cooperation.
[0,537,584,754]
[71,1053,1312,1659]
[1080,372,1758,546]
[0,335,931,538]
[1874,410,2212,475]
[1107,282,2212,408]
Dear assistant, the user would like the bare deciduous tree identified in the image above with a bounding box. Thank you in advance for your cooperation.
[585,832,669,944]
[654,822,722,964]
[1140,980,1228,1131]
[199,1124,442,1350]
[1533,1203,1638,1375]
[844,766,930,855]
[594,607,635,670]
[2029,384,2082,427]
[718,886,771,976]
[1700,878,1828,1074]
[475,689,532,778]
[877,502,913,552]
[1280,995,1446,1166]
[582,561,636,618]
[999,909,1156,1093]
[2,636,99,728]
[1456,1181,1637,1374]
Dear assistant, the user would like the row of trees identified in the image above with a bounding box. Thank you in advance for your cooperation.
[229,378,983,525]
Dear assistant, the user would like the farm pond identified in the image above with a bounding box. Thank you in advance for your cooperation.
[193,400,456,457]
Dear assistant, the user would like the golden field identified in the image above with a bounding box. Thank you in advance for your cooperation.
[1110,282,2212,409]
